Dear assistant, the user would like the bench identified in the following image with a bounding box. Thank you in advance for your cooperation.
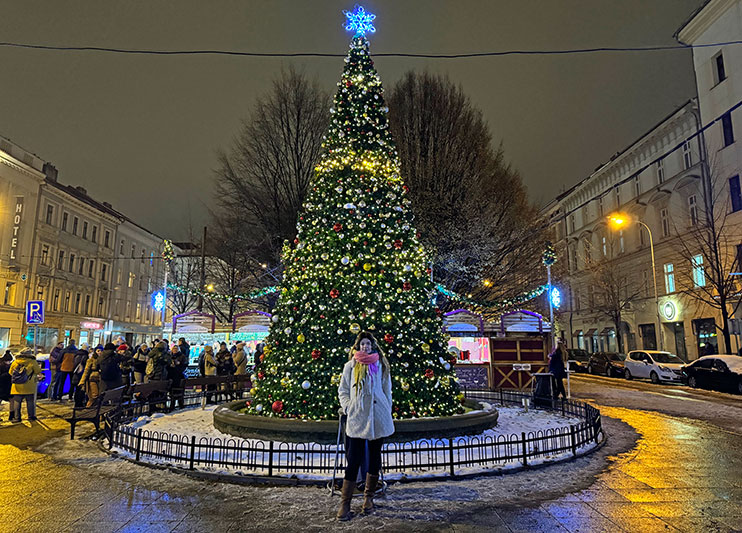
[66,385,126,440]
[126,380,171,415]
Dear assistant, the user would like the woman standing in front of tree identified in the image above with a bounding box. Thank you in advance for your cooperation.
[336,331,394,521]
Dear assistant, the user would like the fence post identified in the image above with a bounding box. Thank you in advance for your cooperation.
[570,425,577,456]
[448,439,455,477]
[135,429,142,462]
[521,432,528,467]
[189,435,196,470]
[268,441,274,477]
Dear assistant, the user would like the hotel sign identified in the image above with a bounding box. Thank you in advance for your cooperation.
[9,196,24,266]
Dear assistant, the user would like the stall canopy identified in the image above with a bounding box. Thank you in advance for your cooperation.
[443,309,484,335]
[499,310,551,335]
[233,310,272,333]
[172,310,216,334]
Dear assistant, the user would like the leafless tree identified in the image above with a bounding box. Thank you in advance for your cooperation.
[387,71,545,308]
[673,160,742,354]
[214,67,331,265]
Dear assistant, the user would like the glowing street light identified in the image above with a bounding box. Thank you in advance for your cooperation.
[206,284,215,292]
[483,279,492,287]
[607,212,664,350]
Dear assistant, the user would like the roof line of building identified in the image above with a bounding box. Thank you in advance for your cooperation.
[674,0,713,40]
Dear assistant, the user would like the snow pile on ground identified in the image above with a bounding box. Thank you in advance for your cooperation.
[111,404,598,481]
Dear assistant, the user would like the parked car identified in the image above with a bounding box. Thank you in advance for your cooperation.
[588,352,626,377]
[624,350,686,384]
[682,355,742,394]
[567,349,591,373]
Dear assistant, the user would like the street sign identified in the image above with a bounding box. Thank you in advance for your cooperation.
[25,300,45,325]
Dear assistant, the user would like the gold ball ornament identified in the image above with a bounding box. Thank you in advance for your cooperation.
[401,381,410,391]
[280,376,290,388]
[264,345,272,355]
[421,342,430,352]
[350,323,361,334]
[249,387,257,396]
[297,333,306,343]
[363,263,372,271]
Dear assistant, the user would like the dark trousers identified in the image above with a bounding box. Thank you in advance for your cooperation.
[11,394,36,420]
[553,376,566,399]
[344,436,383,481]
[52,371,72,399]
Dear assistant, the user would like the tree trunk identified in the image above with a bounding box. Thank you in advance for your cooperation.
[614,318,624,353]
[720,299,732,354]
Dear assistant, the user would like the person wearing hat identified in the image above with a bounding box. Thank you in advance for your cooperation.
[117,344,134,389]
[70,344,90,407]
[9,349,42,422]
[98,343,124,392]
[52,339,77,401]
[81,345,103,407]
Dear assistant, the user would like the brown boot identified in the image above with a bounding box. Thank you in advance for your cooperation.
[361,473,379,514]
[336,479,355,521]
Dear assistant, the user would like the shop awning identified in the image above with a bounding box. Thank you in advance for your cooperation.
[600,327,615,335]
[572,330,583,337]
[585,328,598,336]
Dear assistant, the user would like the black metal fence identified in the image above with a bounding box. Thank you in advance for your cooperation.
[105,389,602,480]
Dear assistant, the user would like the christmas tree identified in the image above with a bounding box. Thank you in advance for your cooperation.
[249,6,462,420]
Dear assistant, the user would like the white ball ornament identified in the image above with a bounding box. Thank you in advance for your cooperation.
[302,380,311,390]
[272,315,279,323]
[255,404,263,413]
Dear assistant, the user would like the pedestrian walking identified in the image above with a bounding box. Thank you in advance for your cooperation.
[549,339,567,400]
[168,344,187,409]
[132,344,150,384]
[49,341,64,391]
[52,340,77,401]
[336,331,394,521]
[9,350,42,423]
[81,346,103,407]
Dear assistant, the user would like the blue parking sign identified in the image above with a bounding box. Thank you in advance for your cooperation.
[26,300,45,325]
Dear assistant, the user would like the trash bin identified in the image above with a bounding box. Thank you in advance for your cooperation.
[532,372,554,408]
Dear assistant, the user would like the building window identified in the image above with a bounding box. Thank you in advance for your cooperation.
[65,291,71,312]
[657,159,665,184]
[150,251,155,266]
[615,186,621,208]
[91,225,98,243]
[722,112,735,147]
[78,258,85,276]
[141,248,146,263]
[120,240,125,255]
[40,244,50,266]
[619,230,624,254]
[131,244,136,259]
[45,204,54,225]
[602,235,608,257]
[598,197,603,217]
[730,175,742,213]
[587,285,594,307]
[642,270,651,297]
[568,214,575,234]
[62,212,68,231]
[57,250,65,269]
[3,282,16,306]
[75,293,81,314]
[53,289,60,311]
[69,253,75,273]
[98,296,104,316]
[569,247,577,272]
[82,221,88,239]
[664,263,675,293]
[104,230,110,248]
[634,176,641,197]
[88,260,95,278]
[128,272,135,288]
[689,194,698,225]
[660,208,670,237]
[714,52,726,85]
[692,254,706,288]
[136,303,142,320]
[682,141,692,169]
[72,216,79,236]
[101,264,108,282]
[583,239,591,266]
[639,225,646,247]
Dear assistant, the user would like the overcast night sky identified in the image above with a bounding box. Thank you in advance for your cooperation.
[0,0,703,239]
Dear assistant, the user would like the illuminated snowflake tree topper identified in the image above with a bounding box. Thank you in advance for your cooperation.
[343,4,376,37]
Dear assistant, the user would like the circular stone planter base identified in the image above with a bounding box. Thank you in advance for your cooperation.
[213,399,499,444]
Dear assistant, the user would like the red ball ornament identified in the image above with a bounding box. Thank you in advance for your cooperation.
[425,368,434,379]
[294,238,299,245]
[393,240,403,249]
[384,333,394,344]
[403,281,412,291]
[435,307,442,317]
[403,185,409,193]
[333,223,343,232]
[258,371,265,380]
[259,354,265,363]
[330,288,340,299]
[272,400,284,413]
[311,349,321,360]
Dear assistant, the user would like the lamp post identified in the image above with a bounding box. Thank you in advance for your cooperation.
[608,214,664,350]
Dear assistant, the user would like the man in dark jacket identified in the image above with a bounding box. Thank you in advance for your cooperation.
[0,351,12,420]
[168,344,188,409]
[49,342,64,390]
[177,338,190,362]
[147,342,172,382]
[548,339,567,400]
[70,345,89,406]
[98,343,124,392]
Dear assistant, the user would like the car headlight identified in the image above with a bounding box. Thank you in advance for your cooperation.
[658,365,670,372]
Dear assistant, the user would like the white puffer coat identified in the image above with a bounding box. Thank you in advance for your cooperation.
[338,359,395,441]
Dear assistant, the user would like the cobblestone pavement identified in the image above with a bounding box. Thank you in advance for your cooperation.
[1,377,742,533]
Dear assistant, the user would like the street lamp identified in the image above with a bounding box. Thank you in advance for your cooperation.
[608,213,664,350]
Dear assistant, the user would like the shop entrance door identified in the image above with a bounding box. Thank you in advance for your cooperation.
[640,324,657,350]
[673,322,687,360]
[693,318,717,356]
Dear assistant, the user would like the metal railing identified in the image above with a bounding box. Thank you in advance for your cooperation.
[105,388,602,479]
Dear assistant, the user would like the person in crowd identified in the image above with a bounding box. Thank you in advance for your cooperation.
[1,351,13,422]
[117,344,133,389]
[98,343,124,392]
[81,345,103,407]
[216,342,234,376]
[49,341,64,390]
[233,342,247,375]
[336,331,394,521]
[168,344,188,409]
[229,342,237,355]
[178,338,190,362]
[9,349,42,423]
[548,338,567,400]
[132,343,150,384]
[146,341,172,382]
[202,345,217,403]
[52,339,78,401]
[70,344,90,407]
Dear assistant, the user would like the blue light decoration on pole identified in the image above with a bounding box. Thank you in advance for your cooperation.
[343,4,376,37]
[549,287,561,309]
[151,290,165,312]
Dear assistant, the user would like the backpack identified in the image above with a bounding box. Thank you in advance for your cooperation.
[99,354,119,382]
[11,366,29,384]
[145,356,156,378]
